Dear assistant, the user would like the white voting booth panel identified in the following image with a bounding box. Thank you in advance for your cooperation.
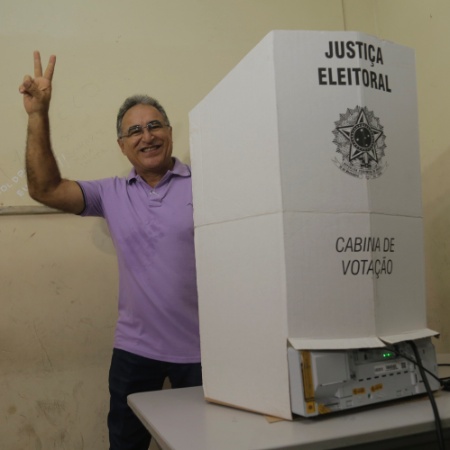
[189,31,437,420]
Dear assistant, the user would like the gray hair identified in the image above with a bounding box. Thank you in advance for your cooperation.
[116,95,171,138]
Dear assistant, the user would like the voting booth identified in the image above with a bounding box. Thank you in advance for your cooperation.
[189,31,438,420]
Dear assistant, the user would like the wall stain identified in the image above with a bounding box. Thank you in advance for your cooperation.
[33,321,53,372]
[18,423,43,450]
[36,399,66,426]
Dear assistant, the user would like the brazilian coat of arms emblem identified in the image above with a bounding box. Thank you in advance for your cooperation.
[332,106,387,179]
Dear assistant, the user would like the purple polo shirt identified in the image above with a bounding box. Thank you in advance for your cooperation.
[77,158,200,363]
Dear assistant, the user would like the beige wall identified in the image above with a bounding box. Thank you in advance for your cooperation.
[1,0,449,448]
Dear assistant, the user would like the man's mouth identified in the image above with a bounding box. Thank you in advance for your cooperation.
[140,144,161,153]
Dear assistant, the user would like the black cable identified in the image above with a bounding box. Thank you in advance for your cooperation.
[407,340,446,450]
[384,344,444,387]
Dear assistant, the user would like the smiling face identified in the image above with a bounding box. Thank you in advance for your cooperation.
[118,103,174,185]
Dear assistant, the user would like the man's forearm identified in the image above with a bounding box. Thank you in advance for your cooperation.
[25,112,62,203]
[20,52,84,214]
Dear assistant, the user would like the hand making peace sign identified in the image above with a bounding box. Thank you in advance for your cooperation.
[19,51,56,115]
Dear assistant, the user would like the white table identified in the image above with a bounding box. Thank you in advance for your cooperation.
[128,384,450,450]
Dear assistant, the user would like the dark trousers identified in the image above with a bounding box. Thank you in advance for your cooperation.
[108,348,202,450]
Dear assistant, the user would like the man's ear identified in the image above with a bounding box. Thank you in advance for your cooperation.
[117,138,126,154]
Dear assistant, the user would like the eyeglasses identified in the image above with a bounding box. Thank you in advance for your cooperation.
[119,120,169,139]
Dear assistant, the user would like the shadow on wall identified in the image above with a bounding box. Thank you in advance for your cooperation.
[422,147,450,352]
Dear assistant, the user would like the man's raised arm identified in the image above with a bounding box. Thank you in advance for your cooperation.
[19,51,85,214]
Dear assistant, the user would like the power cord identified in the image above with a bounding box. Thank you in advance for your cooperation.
[384,343,448,389]
[382,341,446,449]
[440,375,450,392]
[407,340,446,450]
[438,363,450,391]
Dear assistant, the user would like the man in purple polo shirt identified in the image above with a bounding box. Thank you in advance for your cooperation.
[19,52,201,450]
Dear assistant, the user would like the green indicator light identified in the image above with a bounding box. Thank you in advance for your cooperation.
[382,352,394,358]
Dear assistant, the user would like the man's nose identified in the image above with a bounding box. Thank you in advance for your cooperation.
[141,127,156,140]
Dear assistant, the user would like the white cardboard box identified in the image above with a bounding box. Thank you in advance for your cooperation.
[189,30,437,420]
